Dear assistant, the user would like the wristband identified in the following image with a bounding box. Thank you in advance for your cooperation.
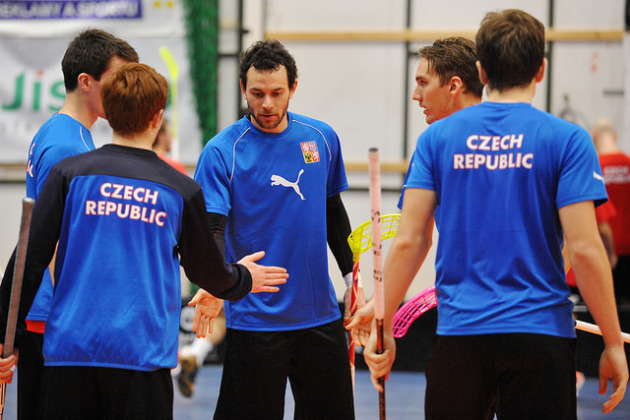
[344,272,363,288]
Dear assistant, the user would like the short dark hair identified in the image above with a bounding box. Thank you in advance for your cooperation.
[239,39,298,90]
[419,37,483,98]
[475,9,545,92]
[61,29,139,92]
[102,63,168,136]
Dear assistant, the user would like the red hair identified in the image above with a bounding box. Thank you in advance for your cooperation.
[101,62,168,136]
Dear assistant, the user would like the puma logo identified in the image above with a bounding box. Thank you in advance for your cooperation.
[271,169,305,200]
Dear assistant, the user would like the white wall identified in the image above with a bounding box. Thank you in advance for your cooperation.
[0,0,626,301]
[0,184,25,277]
[244,0,626,154]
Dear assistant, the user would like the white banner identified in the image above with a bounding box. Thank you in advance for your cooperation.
[0,37,202,164]
[0,0,185,37]
[0,0,203,164]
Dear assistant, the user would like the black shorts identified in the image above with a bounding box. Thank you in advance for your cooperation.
[613,255,630,301]
[425,333,577,420]
[39,365,174,419]
[17,330,45,419]
[214,318,354,420]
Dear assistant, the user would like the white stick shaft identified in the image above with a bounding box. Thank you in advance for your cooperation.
[575,320,630,344]
[368,148,384,320]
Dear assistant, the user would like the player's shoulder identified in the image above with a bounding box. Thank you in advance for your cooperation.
[525,106,583,130]
[38,113,84,135]
[56,146,203,196]
[290,112,335,134]
[33,114,88,151]
[32,114,65,145]
[49,144,105,171]
[162,165,203,198]
[204,117,253,151]
[530,109,591,147]
[430,103,485,130]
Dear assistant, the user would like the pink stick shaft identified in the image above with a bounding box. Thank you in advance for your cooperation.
[368,148,384,321]
[368,147,386,419]
[575,320,630,344]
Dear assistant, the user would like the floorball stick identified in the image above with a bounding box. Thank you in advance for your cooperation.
[392,287,630,345]
[347,214,401,388]
[159,45,180,160]
[392,286,437,338]
[575,320,630,344]
[347,240,360,389]
[368,147,386,420]
[0,197,35,420]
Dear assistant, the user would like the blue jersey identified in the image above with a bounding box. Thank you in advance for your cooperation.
[404,102,607,338]
[195,113,348,331]
[6,145,252,371]
[25,113,95,323]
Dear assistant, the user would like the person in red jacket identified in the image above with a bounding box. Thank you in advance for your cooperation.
[591,118,630,303]
[152,118,188,175]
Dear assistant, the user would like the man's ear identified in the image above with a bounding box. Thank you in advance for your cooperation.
[77,73,92,92]
[476,61,488,85]
[240,79,247,99]
[288,79,298,100]
[152,109,164,130]
[449,76,463,93]
[535,58,547,83]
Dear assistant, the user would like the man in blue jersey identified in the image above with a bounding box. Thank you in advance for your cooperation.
[0,62,288,418]
[193,39,359,419]
[346,37,483,345]
[412,37,484,125]
[364,9,628,418]
[3,29,138,420]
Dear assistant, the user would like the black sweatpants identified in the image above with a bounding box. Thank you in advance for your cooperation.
[39,365,173,420]
[214,319,355,420]
[17,330,45,420]
[425,333,577,420]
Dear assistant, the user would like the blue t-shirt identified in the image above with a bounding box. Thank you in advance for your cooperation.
[25,113,95,323]
[28,145,250,370]
[195,113,348,331]
[404,102,607,338]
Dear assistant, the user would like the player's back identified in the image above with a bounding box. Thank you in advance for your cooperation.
[417,102,605,337]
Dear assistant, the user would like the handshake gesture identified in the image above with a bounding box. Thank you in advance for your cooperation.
[190,251,288,337]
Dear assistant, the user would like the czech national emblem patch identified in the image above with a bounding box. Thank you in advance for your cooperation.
[300,141,320,164]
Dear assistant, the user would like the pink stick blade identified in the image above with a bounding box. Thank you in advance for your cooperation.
[392,286,438,338]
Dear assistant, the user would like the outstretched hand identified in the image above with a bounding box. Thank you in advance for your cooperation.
[238,251,288,293]
[188,290,223,338]
[0,344,18,384]
[345,295,372,347]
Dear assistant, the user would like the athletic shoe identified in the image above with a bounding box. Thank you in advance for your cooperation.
[576,371,586,397]
[178,355,199,398]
